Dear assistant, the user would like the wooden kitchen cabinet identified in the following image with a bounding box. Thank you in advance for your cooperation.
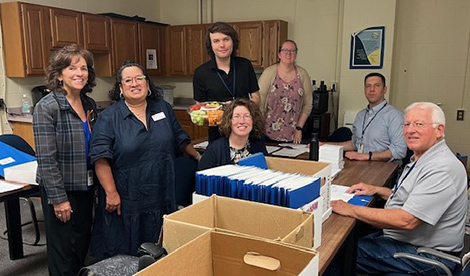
[9,121,35,150]
[168,26,187,76]
[263,20,288,67]
[0,2,50,77]
[111,18,139,73]
[232,21,263,67]
[82,13,111,52]
[167,24,209,76]
[49,7,83,49]
[175,109,208,140]
[138,22,166,76]
[186,24,210,75]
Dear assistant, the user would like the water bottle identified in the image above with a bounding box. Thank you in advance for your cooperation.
[21,94,32,114]
[309,133,319,161]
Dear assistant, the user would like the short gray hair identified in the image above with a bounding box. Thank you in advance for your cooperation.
[405,102,446,126]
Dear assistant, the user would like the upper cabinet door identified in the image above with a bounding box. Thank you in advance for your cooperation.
[0,2,50,77]
[168,26,187,76]
[82,14,111,52]
[263,20,287,68]
[111,19,139,72]
[22,4,50,75]
[138,23,165,76]
[49,8,83,48]
[233,22,263,67]
[186,24,209,75]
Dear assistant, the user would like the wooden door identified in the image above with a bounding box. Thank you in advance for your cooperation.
[111,19,138,72]
[233,22,263,67]
[49,8,83,48]
[139,23,165,76]
[186,24,209,75]
[168,26,187,76]
[263,20,285,67]
[82,14,111,52]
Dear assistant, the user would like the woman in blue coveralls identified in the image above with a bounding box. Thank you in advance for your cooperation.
[89,61,201,259]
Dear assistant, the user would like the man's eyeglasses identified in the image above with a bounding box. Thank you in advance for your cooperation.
[403,122,438,129]
[232,114,253,121]
[280,49,297,55]
[122,75,146,86]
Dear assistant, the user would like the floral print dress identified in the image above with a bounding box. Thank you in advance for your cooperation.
[264,69,303,141]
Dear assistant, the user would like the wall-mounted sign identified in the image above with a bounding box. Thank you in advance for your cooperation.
[146,49,158,69]
[350,26,385,69]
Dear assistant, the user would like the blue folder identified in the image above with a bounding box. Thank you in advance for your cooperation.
[348,195,373,206]
[0,141,36,177]
[237,152,268,169]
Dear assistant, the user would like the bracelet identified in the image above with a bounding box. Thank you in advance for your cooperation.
[368,151,372,161]
[295,125,303,131]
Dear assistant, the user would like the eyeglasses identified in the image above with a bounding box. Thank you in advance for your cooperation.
[280,49,297,55]
[403,122,438,129]
[122,75,146,86]
[232,114,253,121]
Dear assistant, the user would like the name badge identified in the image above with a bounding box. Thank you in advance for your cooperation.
[358,144,364,154]
[87,170,94,186]
[152,112,166,121]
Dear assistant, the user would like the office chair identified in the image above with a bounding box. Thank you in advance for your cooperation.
[393,248,470,276]
[0,134,42,246]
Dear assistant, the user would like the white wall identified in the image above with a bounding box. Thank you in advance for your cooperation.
[391,0,470,155]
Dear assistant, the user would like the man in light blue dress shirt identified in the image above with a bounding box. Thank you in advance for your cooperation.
[325,73,406,161]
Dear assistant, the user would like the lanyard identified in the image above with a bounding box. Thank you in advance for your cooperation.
[361,102,387,140]
[392,161,416,196]
[216,60,236,100]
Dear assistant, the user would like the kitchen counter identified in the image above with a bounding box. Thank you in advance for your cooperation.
[173,97,195,111]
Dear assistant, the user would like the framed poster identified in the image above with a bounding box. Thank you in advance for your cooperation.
[350,26,385,69]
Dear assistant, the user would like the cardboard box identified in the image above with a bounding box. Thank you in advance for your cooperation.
[162,195,314,254]
[138,231,319,276]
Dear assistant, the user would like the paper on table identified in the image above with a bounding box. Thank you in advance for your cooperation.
[0,179,25,193]
[330,184,354,202]
[278,143,309,152]
[271,148,305,157]
[266,146,281,154]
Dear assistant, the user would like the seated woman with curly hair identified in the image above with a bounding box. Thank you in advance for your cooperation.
[198,98,268,171]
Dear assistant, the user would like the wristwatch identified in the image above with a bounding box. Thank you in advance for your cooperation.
[295,125,303,131]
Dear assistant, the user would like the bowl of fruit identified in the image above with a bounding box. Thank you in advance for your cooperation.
[187,102,225,126]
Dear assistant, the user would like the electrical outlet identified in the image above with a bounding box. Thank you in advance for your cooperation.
[457,109,464,121]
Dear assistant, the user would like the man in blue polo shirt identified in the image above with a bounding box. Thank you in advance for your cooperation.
[324,73,407,162]
[332,102,468,275]
[193,22,259,143]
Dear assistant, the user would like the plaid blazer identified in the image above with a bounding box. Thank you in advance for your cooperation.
[33,90,97,204]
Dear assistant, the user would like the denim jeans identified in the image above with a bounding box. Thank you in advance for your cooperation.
[357,232,458,275]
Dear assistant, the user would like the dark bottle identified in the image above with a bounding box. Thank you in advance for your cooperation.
[309,133,319,161]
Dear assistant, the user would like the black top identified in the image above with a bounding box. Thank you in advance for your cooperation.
[193,56,259,102]
[197,137,268,171]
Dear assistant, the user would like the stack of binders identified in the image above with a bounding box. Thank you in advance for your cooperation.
[196,164,321,209]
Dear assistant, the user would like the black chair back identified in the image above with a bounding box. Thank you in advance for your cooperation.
[0,134,35,156]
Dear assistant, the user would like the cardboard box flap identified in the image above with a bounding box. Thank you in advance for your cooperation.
[165,195,216,227]
[138,231,318,276]
[215,196,312,245]
[162,219,210,253]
